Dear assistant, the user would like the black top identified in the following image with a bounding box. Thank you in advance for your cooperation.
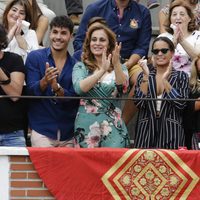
[183,89,200,149]
[0,52,27,133]
[184,90,200,132]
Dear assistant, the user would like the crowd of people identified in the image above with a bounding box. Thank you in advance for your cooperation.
[0,0,199,150]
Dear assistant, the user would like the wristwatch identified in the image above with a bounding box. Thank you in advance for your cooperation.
[53,83,62,93]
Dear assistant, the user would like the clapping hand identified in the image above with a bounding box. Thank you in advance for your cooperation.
[44,62,59,85]
[7,22,18,42]
[15,19,23,36]
[162,59,172,80]
[112,42,121,67]
[101,48,112,72]
[138,56,149,76]
[173,24,184,44]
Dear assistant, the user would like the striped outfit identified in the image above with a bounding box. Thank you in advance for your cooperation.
[134,67,189,149]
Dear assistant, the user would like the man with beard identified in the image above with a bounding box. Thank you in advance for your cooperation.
[26,15,79,147]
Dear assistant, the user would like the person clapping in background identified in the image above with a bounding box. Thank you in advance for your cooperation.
[2,0,39,62]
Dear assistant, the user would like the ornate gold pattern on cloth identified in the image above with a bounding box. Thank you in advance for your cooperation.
[102,150,199,200]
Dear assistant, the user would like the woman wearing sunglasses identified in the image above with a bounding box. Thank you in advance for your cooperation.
[159,0,200,77]
[133,36,189,149]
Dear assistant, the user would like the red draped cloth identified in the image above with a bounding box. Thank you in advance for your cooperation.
[28,148,200,200]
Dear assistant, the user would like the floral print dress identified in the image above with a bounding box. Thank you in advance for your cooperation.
[72,62,130,148]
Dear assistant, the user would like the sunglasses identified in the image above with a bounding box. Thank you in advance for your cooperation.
[151,48,170,55]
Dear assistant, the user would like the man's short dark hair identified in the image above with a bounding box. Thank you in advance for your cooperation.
[50,15,74,34]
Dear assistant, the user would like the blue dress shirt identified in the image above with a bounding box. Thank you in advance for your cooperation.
[73,0,152,60]
[25,48,79,141]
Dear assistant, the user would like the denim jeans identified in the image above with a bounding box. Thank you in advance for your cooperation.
[0,130,26,147]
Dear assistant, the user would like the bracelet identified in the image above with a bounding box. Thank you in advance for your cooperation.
[53,83,62,94]
[53,87,61,93]
[0,78,11,85]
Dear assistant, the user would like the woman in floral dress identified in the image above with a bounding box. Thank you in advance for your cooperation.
[158,0,200,77]
[72,24,130,148]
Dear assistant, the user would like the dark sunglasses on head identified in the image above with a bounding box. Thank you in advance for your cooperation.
[151,48,170,55]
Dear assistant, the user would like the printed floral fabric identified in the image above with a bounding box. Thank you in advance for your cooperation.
[72,62,130,148]
[172,54,191,75]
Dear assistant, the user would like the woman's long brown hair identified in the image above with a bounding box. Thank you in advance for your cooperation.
[2,0,32,30]
[82,24,116,72]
